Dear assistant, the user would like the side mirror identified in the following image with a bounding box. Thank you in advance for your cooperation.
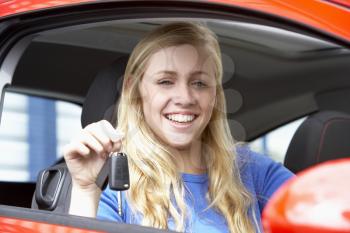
[263,159,350,233]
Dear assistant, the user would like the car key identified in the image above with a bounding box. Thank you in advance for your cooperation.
[109,152,129,217]
[109,152,130,191]
[95,127,127,191]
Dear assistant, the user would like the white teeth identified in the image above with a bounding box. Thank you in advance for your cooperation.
[166,114,195,123]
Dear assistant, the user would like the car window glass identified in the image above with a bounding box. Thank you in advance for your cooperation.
[248,118,306,163]
[0,91,81,182]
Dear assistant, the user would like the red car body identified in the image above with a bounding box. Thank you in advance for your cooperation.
[0,0,349,41]
[263,158,350,233]
[0,1,349,233]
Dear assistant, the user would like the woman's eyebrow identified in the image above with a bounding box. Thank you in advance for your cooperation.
[190,70,210,77]
[153,70,210,77]
[154,70,177,76]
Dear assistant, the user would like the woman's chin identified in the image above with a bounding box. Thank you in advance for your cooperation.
[164,136,193,150]
[170,143,192,151]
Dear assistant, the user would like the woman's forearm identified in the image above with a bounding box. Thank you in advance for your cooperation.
[69,185,102,217]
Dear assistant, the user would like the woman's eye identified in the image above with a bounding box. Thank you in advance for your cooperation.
[192,81,207,88]
[158,80,173,85]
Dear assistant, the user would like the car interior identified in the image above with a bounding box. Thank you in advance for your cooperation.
[1,13,350,231]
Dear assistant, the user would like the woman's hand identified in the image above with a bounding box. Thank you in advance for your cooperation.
[64,120,124,192]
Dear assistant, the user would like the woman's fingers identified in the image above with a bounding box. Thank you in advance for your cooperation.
[111,140,122,152]
[84,120,124,152]
[63,141,90,159]
[66,120,124,159]
[79,130,106,155]
[100,120,124,143]
[63,120,124,189]
[85,122,113,153]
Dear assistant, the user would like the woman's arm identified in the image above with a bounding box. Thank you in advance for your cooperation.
[63,120,123,217]
[69,184,102,217]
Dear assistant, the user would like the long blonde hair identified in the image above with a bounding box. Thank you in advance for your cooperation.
[117,22,256,233]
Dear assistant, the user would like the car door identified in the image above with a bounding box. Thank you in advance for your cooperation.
[0,1,349,232]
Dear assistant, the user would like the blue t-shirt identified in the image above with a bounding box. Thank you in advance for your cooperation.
[97,148,294,232]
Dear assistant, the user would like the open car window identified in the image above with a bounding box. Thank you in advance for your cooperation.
[2,17,349,180]
[12,18,348,144]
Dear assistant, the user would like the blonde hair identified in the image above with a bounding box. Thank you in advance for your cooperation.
[117,22,256,232]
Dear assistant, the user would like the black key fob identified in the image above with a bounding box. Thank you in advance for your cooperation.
[109,152,130,191]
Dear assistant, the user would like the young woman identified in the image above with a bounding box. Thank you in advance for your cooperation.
[64,22,293,233]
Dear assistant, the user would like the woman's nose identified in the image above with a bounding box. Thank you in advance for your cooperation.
[174,83,196,106]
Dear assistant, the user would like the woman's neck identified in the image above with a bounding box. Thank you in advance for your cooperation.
[173,140,207,174]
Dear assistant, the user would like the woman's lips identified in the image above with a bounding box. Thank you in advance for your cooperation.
[163,115,197,129]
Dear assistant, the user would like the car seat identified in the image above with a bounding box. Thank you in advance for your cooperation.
[284,110,350,173]
[31,56,128,212]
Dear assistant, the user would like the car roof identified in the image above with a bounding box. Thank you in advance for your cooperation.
[0,0,349,42]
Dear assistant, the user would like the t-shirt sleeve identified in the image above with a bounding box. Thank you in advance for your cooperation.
[96,186,124,222]
[253,152,294,211]
[237,147,295,212]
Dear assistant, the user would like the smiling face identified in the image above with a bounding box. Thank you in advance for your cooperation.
[138,44,217,150]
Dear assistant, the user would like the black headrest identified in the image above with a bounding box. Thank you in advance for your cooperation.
[81,56,128,128]
[284,111,350,173]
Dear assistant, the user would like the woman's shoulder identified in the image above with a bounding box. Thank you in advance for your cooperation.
[235,145,294,200]
[235,145,279,170]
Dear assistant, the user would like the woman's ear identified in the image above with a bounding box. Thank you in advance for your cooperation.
[124,75,134,90]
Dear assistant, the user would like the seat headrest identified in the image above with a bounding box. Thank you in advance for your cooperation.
[81,56,128,128]
[284,111,350,173]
